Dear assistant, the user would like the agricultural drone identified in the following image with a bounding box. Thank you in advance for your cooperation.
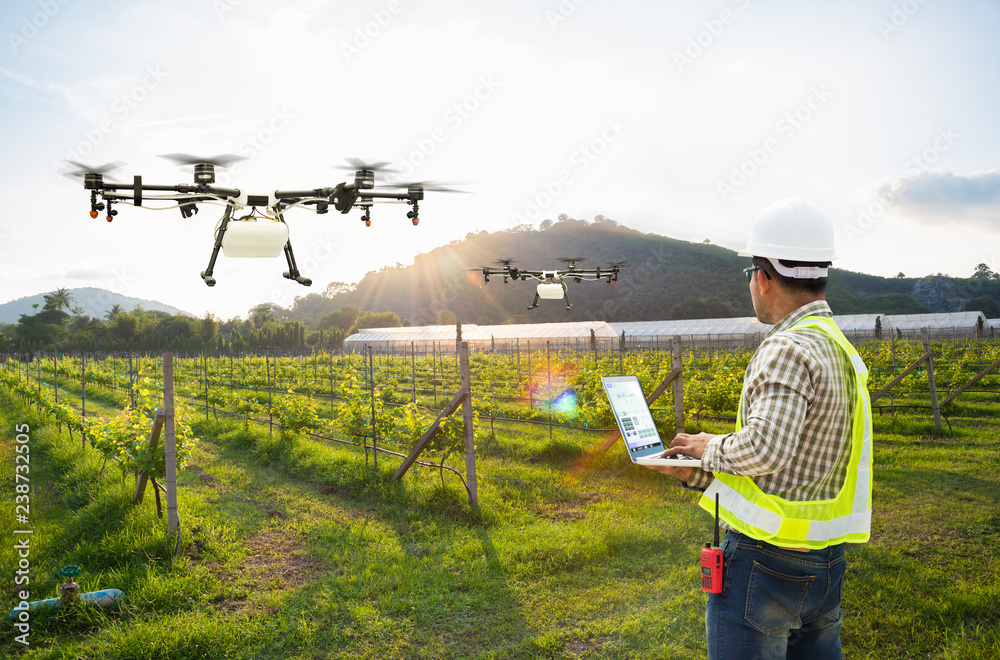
[66,156,462,287]
[472,258,624,310]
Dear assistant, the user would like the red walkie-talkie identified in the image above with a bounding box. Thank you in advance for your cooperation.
[701,493,723,593]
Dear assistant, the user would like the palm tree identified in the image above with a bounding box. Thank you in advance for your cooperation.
[43,288,73,312]
[105,304,124,320]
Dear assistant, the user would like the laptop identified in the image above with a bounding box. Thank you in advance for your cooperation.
[601,375,701,467]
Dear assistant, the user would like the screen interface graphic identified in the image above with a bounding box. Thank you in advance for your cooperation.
[604,380,660,452]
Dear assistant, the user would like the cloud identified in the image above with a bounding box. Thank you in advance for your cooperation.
[875,169,1000,229]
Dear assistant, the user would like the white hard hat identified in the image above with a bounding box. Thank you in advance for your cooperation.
[739,196,837,263]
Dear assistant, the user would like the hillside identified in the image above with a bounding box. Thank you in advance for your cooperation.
[293,217,959,326]
[0,287,191,324]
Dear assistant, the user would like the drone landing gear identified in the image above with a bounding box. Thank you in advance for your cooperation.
[200,206,234,286]
[282,238,312,287]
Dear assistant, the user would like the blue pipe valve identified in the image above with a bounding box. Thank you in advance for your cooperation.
[59,566,82,604]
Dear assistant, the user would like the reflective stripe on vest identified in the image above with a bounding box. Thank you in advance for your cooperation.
[699,315,873,549]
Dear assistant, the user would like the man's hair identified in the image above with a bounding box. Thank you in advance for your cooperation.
[753,256,829,296]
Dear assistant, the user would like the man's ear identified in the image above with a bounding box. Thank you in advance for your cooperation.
[757,269,773,295]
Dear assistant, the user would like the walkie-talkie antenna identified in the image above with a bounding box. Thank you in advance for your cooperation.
[713,493,720,547]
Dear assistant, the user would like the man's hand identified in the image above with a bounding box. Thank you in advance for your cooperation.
[641,463,694,481]
[664,432,716,460]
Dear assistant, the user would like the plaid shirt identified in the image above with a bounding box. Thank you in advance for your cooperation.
[686,300,856,502]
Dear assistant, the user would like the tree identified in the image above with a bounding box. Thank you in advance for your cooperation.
[43,288,73,313]
[437,309,458,325]
[324,281,354,298]
[318,305,360,332]
[250,304,276,328]
[105,304,124,320]
[967,295,1000,318]
[539,218,553,230]
[347,311,402,336]
[972,263,999,280]
[198,314,218,345]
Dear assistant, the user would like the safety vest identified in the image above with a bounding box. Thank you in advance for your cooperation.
[699,315,873,549]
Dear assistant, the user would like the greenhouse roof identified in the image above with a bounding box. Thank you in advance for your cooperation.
[478,321,619,340]
[345,324,492,344]
[610,317,769,337]
[343,312,988,345]
[344,321,619,344]
[883,311,985,330]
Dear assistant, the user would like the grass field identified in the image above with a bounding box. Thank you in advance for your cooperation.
[2,383,999,659]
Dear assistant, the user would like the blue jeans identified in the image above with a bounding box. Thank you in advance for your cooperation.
[706,531,847,660]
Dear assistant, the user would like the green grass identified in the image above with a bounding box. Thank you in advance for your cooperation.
[2,386,999,659]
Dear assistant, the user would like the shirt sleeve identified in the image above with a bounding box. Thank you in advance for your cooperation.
[701,335,816,477]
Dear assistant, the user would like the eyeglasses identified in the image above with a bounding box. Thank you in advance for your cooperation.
[743,265,771,283]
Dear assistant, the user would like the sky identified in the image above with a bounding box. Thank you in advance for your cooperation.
[1,0,998,321]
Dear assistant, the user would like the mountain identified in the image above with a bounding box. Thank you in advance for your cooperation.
[0,287,191,324]
[285,217,983,327]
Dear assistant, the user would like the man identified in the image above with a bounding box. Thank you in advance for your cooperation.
[648,196,873,660]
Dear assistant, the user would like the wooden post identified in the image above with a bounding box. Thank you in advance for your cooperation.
[369,346,377,469]
[133,410,166,505]
[619,331,625,375]
[53,352,58,404]
[129,351,136,409]
[163,353,179,536]
[922,329,942,432]
[546,341,552,441]
[672,336,685,434]
[81,352,87,450]
[527,340,533,410]
[411,341,416,404]
[266,349,273,439]
[204,349,209,421]
[460,342,478,507]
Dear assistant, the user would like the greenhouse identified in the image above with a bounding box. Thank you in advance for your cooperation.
[343,311,990,354]
[343,321,619,354]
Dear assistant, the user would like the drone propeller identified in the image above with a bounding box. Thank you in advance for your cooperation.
[160,153,246,167]
[160,153,245,185]
[377,180,468,194]
[62,160,125,179]
[558,257,587,269]
[337,158,398,173]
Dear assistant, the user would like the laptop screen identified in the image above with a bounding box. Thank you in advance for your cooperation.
[601,376,664,456]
